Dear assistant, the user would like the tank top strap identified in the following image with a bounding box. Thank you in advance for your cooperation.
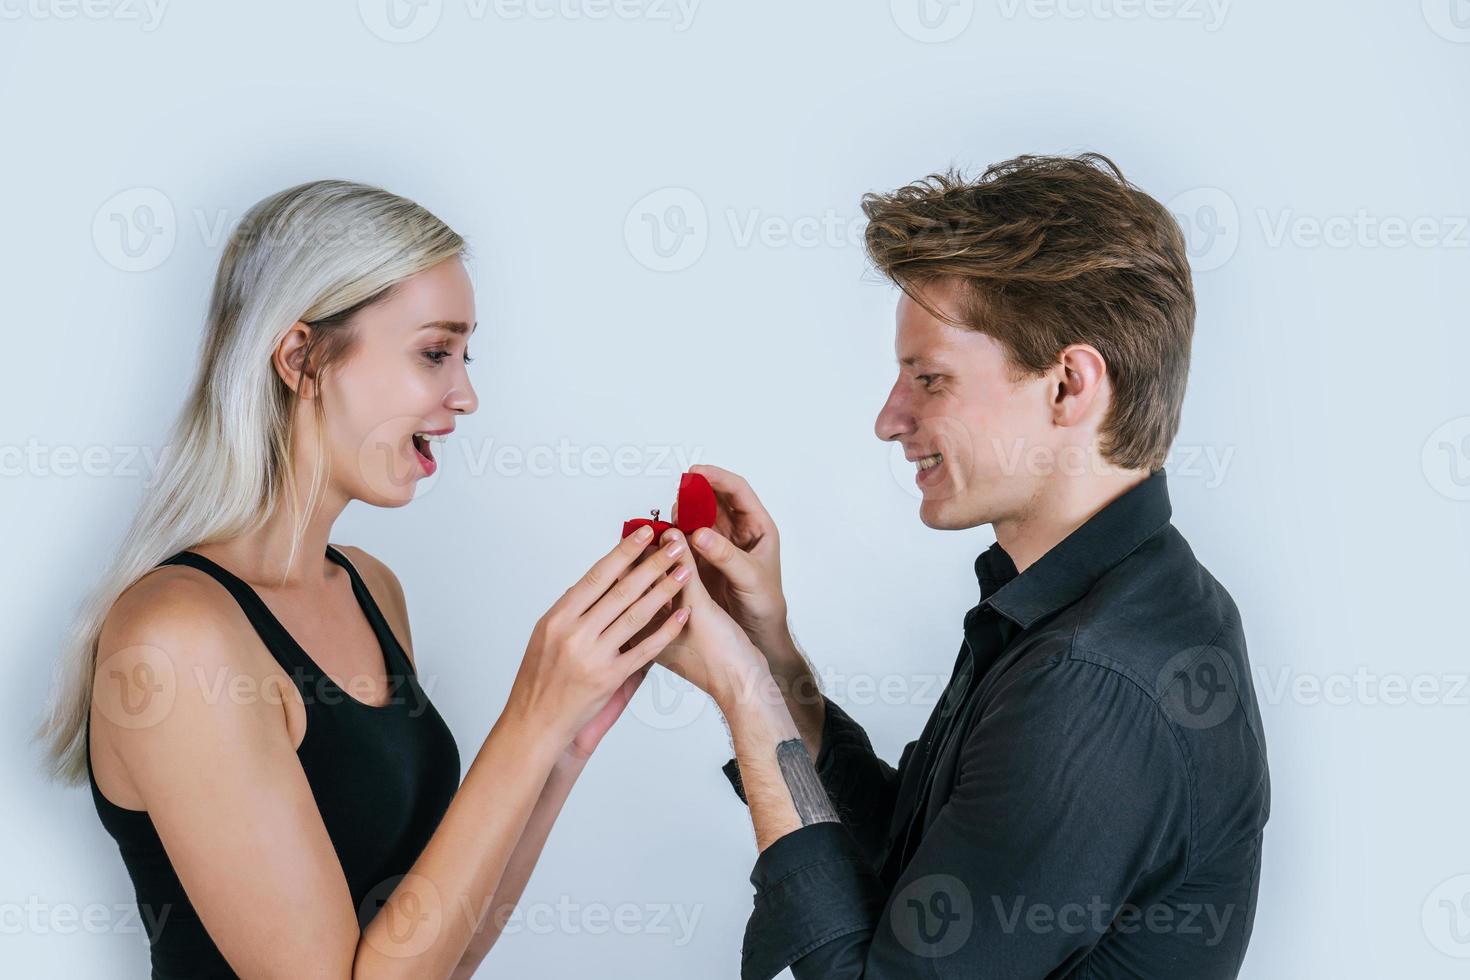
[323,544,416,679]
[156,550,318,678]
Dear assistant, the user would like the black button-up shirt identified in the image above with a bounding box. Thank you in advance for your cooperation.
[722,468,1270,979]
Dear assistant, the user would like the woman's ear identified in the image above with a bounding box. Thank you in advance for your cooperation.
[273,321,319,400]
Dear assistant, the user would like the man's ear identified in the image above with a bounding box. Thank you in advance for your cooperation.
[1051,343,1108,427]
[273,321,319,400]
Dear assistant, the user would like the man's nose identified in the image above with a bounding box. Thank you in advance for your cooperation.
[874,384,912,443]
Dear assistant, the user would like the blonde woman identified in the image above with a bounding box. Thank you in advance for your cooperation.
[33,180,694,978]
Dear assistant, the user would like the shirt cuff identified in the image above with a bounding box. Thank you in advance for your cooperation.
[739,821,885,980]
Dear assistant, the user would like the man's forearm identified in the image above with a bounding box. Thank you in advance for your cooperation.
[753,625,826,762]
[720,670,839,851]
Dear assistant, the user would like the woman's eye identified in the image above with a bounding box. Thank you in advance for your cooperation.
[423,350,451,364]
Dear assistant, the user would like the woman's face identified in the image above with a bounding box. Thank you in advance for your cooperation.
[306,256,479,508]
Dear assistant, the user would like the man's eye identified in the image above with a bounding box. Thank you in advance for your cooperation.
[917,374,939,389]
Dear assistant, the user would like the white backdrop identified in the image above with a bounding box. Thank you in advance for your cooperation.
[3,1,1468,976]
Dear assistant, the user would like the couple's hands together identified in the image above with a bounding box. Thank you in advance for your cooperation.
[504,525,692,769]
[509,464,797,768]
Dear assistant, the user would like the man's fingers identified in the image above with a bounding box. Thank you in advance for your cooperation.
[688,464,776,530]
[688,526,761,589]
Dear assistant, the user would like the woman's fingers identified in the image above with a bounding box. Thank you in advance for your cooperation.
[584,533,686,635]
[620,604,692,676]
[602,558,691,649]
[562,527,656,615]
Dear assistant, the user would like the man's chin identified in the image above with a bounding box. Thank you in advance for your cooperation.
[918,494,988,531]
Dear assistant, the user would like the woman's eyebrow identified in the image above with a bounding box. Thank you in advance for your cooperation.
[417,320,476,335]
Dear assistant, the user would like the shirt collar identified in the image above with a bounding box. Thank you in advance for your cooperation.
[977,467,1174,630]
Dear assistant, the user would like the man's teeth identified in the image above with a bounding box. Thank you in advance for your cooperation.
[916,453,943,471]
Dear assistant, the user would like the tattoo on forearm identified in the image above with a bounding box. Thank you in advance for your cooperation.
[775,738,839,826]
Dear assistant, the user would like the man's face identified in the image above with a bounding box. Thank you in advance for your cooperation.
[874,279,1056,530]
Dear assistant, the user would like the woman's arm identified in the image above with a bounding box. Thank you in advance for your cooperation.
[448,754,582,980]
[100,530,688,979]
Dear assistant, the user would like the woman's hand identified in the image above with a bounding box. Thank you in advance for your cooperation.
[504,527,693,756]
[564,666,647,765]
[684,464,792,657]
[655,527,774,713]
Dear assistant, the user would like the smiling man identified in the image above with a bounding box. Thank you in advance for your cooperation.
[659,153,1270,979]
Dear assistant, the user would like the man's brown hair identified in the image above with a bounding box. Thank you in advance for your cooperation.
[862,152,1194,471]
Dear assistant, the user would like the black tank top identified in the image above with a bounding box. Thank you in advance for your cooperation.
[86,546,462,978]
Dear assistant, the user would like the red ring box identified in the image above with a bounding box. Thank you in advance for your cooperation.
[621,472,717,542]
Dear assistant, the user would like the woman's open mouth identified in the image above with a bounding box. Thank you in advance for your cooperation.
[411,431,443,476]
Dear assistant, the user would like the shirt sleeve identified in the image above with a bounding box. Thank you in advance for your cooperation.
[722,696,904,869]
[736,658,1193,980]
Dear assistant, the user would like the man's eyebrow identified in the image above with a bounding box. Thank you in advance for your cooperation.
[417,320,476,336]
[900,354,942,368]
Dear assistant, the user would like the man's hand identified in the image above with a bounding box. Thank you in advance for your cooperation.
[686,465,826,756]
[651,527,776,712]
[685,464,792,657]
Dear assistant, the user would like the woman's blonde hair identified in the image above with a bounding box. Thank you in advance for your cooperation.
[34,178,466,786]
